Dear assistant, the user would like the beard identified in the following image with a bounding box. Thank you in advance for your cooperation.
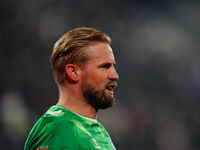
[82,86,115,111]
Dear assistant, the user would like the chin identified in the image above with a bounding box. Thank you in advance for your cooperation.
[83,87,115,110]
[97,95,115,110]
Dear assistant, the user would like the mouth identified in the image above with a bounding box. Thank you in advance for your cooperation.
[105,83,117,95]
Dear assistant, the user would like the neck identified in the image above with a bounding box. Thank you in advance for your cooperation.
[57,85,98,119]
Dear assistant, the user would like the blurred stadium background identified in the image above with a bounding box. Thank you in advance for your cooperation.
[1,0,200,149]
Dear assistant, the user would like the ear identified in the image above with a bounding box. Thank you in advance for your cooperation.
[65,64,81,83]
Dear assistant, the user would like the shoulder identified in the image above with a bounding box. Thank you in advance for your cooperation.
[25,107,79,150]
[39,107,77,134]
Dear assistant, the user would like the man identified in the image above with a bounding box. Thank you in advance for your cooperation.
[24,27,119,150]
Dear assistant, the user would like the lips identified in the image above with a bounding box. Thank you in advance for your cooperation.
[106,82,118,93]
[106,85,115,91]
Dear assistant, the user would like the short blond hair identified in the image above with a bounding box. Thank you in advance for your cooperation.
[50,27,111,85]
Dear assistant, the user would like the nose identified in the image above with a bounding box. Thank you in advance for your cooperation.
[109,67,119,81]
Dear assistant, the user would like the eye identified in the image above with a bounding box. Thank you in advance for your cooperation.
[99,63,111,69]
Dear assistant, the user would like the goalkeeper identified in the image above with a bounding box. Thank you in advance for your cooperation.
[24,27,119,150]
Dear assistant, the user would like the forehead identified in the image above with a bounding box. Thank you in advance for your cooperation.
[85,42,115,63]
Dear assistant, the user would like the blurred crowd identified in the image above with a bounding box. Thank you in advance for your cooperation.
[1,0,200,149]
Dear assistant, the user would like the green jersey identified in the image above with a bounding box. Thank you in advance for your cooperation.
[24,105,116,150]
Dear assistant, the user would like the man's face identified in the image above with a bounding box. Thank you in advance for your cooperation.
[80,42,119,110]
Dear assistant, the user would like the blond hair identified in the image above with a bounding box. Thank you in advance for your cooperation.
[50,27,111,85]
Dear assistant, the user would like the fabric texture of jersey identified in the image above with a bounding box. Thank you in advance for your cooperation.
[24,105,116,150]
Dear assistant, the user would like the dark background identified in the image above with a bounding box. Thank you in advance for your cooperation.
[1,0,200,149]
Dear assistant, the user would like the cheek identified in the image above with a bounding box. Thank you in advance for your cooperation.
[92,71,107,83]
[83,71,107,88]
